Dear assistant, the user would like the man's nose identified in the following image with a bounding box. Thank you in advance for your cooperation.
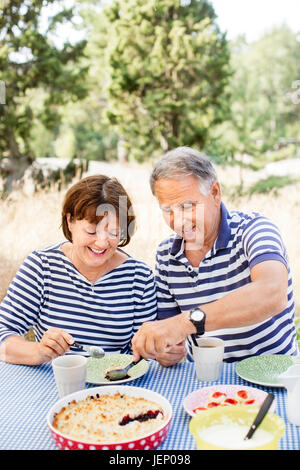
[173,209,192,226]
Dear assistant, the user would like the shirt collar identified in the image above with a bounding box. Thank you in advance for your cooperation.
[170,201,231,258]
[214,201,231,251]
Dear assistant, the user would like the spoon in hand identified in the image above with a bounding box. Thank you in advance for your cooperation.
[244,393,275,440]
[72,341,105,358]
[105,357,144,381]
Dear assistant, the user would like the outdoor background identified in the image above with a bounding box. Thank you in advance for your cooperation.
[0,0,299,340]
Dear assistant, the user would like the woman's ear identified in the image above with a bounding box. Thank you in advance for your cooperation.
[66,213,72,232]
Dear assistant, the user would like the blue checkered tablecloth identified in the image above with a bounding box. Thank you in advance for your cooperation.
[0,359,299,450]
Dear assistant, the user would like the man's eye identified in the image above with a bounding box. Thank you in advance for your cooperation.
[161,207,172,213]
[108,232,118,238]
[182,203,194,210]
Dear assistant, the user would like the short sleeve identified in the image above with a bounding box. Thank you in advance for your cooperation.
[155,250,181,320]
[132,266,157,333]
[242,216,288,270]
[0,251,44,343]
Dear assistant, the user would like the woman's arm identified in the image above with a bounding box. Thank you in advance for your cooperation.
[0,328,74,365]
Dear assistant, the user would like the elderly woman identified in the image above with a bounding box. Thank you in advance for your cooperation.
[0,175,157,365]
[132,146,298,365]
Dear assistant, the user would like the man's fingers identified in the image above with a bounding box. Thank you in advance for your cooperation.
[155,346,187,367]
[145,334,159,358]
[132,318,188,361]
[132,329,156,360]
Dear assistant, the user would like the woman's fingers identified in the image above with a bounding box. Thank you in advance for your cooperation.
[39,328,74,361]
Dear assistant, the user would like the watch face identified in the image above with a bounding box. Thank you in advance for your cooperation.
[191,309,204,322]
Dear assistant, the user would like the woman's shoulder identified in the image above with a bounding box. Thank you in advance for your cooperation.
[27,242,66,266]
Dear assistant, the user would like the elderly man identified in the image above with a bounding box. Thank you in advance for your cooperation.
[132,147,298,366]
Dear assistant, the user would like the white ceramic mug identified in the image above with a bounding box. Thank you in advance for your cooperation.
[52,354,87,398]
[191,336,225,381]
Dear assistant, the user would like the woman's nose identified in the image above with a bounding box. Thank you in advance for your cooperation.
[94,231,110,247]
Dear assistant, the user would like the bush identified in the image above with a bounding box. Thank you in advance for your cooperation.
[247,175,299,195]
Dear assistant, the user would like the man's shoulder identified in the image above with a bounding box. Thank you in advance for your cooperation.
[228,207,276,232]
[156,233,177,255]
[226,208,284,253]
[228,207,261,224]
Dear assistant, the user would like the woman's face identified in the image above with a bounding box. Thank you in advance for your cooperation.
[67,212,120,272]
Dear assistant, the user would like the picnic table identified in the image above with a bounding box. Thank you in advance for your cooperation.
[1,359,299,450]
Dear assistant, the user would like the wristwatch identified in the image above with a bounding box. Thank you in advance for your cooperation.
[189,307,206,335]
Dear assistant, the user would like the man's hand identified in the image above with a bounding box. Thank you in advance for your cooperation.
[155,341,187,367]
[132,313,195,361]
[36,327,74,363]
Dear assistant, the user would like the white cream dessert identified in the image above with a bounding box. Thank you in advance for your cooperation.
[198,423,273,449]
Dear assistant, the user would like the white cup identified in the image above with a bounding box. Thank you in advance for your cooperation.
[52,355,87,398]
[191,336,225,381]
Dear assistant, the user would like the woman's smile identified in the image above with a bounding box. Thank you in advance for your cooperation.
[88,246,107,257]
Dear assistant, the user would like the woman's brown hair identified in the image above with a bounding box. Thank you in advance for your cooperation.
[61,175,136,247]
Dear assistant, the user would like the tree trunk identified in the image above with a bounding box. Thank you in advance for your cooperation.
[1,154,34,195]
[0,127,34,195]
[117,138,129,163]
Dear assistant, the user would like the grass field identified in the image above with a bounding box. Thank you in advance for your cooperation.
[0,160,299,319]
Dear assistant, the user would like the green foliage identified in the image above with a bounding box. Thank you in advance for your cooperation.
[295,317,300,350]
[207,26,300,163]
[0,0,88,161]
[94,0,231,160]
[247,175,299,195]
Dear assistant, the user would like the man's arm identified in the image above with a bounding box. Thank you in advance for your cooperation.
[132,260,288,361]
[204,260,288,330]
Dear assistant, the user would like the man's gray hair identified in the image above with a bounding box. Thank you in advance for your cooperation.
[150,146,218,195]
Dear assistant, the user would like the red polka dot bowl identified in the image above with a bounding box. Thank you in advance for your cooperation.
[47,385,172,450]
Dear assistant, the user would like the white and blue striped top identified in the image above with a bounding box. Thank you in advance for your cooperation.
[0,243,157,355]
[155,202,298,362]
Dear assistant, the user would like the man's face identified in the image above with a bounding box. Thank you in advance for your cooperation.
[154,175,221,250]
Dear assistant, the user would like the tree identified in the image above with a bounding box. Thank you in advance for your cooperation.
[94,0,231,161]
[0,0,88,192]
[208,26,300,167]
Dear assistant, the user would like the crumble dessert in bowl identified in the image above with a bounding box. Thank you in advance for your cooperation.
[47,385,172,450]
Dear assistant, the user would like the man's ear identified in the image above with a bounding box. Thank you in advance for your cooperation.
[210,181,222,205]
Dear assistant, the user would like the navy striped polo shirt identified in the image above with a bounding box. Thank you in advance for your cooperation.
[155,202,298,362]
[0,243,157,355]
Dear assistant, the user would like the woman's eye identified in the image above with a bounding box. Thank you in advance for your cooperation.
[87,231,96,235]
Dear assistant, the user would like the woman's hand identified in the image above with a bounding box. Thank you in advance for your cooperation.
[36,327,74,363]
[0,328,74,365]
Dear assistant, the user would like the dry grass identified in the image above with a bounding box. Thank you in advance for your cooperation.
[0,161,299,316]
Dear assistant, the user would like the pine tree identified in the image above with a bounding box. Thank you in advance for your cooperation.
[96,0,231,160]
[0,0,88,192]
